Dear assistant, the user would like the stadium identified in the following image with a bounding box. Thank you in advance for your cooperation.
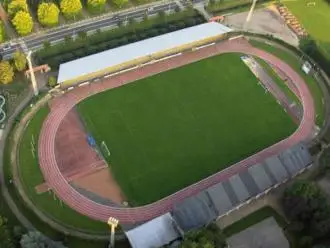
[37,22,315,225]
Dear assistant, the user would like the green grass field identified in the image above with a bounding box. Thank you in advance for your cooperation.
[78,53,296,205]
[284,0,330,59]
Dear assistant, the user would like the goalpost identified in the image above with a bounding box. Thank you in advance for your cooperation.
[101,141,111,157]
[31,134,36,158]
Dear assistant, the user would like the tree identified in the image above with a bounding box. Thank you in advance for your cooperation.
[87,0,106,12]
[282,180,330,239]
[0,61,14,84]
[12,11,33,35]
[20,231,67,248]
[0,21,5,43]
[112,0,128,7]
[64,35,72,44]
[0,216,15,248]
[37,2,60,27]
[60,0,82,19]
[299,36,317,56]
[43,40,51,49]
[7,0,28,17]
[179,223,226,248]
[48,76,57,87]
[13,50,27,71]
[77,30,87,40]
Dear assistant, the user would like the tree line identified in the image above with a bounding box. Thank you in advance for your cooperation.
[3,0,132,36]
[282,180,330,247]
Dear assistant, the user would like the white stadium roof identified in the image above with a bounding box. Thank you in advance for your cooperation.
[57,22,232,84]
[126,213,181,248]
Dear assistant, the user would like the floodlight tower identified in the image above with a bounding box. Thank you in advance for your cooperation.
[108,217,119,248]
[26,51,39,96]
[243,0,258,31]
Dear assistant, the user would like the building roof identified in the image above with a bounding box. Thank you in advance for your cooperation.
[57,22,232,84]
[125,213,181,248]
[172,143,312,231]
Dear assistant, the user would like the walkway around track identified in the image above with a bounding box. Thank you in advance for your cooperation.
[38,39,315,224]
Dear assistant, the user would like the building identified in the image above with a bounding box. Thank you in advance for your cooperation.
[57,22,232,87]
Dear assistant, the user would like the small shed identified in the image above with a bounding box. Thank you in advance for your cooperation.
[126,213,182,248]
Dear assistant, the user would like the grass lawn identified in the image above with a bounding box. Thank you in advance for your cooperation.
[250,39,325,126]
[16,105,107,233]
[284,0,330,59]
[78,53,296,205]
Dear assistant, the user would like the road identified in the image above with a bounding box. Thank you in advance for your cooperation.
[0,0,204,59]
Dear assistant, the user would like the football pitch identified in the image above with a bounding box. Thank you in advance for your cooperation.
[284,0,330,59]
[77,53,296,205]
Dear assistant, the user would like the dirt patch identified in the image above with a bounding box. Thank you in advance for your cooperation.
[73,168,125,205]
[36,107,125,203]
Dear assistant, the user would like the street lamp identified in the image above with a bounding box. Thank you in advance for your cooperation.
[26,51,39,96]
[243,0,258,31]
[108,217,119,248]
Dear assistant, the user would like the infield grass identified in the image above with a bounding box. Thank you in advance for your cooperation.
[78,53,296,205]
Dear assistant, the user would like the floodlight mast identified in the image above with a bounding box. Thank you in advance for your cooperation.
[108,217,119,248]
[243,0,258,31]
[26,51,39,96]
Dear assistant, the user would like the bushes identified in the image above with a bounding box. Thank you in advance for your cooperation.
[48,76,57,87]
[282,181,330,241]
[178,223,227,248]
[35,10,203,69]
[0,61,14,84]
[13,50,27,71]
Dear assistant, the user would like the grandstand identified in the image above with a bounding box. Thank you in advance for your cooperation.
[57,22,232,87]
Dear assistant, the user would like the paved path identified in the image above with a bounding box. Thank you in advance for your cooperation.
[0,90,35,230]
[38,39,315,224]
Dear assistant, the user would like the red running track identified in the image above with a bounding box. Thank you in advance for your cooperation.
[38,40,315,223]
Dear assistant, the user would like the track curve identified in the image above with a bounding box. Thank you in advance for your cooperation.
[38,40,315,223]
